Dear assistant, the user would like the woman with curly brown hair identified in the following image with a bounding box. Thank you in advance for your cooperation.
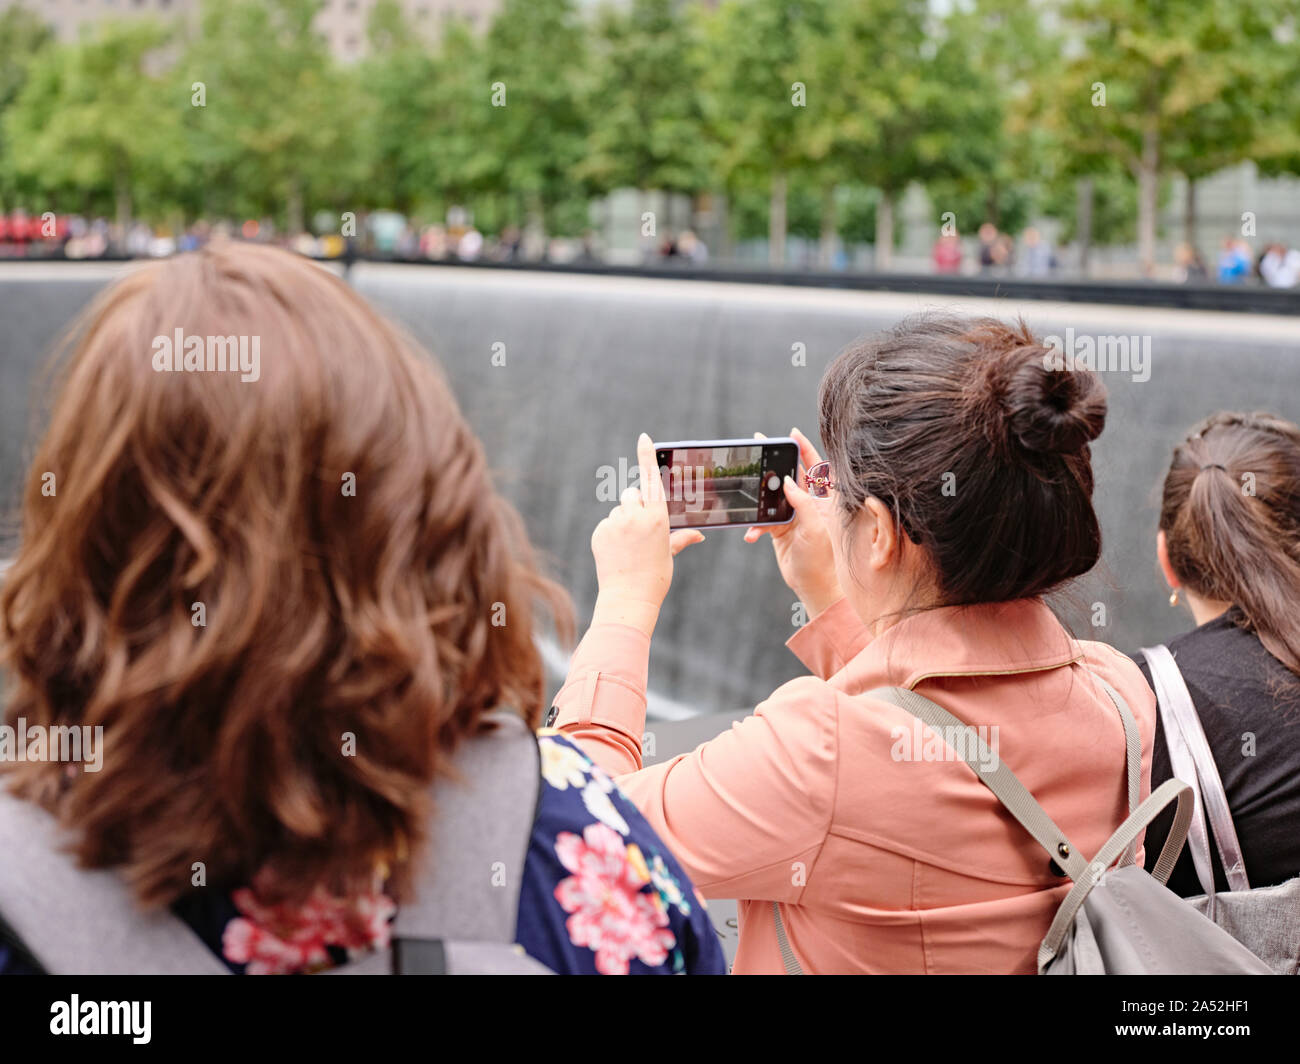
[0,242,724,975]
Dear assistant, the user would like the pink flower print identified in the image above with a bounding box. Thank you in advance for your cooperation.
[221,875,397,975]
[553,823,676,974]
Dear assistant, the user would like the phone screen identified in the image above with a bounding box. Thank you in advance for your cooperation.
[654,439,799,529]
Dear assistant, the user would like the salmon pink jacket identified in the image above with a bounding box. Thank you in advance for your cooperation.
[550,595,1157,974]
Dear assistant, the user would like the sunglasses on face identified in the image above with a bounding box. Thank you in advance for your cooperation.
[805,461,837,498]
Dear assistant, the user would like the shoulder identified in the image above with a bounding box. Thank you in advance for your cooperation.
[1077,639,1158,727]
[752,674,841,748]
[518,732,726,975]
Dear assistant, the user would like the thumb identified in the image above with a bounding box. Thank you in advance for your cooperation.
[669,529,705,556]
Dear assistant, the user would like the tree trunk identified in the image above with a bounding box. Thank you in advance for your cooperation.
[769,171,787,267]
[1135,124,1159,277]
[818,185,837,269]
[287,178,304,235]
[114,165,131,251]
[1183,177,1197,249]
[875,190,894,271]
[1076,177,1094,277]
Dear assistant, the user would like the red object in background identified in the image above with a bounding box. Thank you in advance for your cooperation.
[932,235,963,274]
[0,212,73,243]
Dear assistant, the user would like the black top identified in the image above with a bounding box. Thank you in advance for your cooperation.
[1132,607,1300,896]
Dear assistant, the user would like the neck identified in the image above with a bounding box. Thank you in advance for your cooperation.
[1185,591,1233,627]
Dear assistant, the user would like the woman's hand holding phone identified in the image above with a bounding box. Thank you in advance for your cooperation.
[744,428,844,621]
[589,433,705,637]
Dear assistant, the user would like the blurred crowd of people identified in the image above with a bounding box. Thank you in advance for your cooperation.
[931,223,1059,278]
[1,209,1297,290]
[931,223,1300,288]
[1203,236,1300,288]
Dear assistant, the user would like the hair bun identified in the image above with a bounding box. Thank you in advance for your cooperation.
[970,321,1107,457]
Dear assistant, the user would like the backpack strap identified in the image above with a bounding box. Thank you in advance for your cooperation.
[1141,645,1250,912]
[861,682,1193,972]
[869,676,1145,880]
[1037,777,1193,970]
[771,673,1153,975]
[327,709,544,974]
[0,787,230,974]
[0,709,542,975]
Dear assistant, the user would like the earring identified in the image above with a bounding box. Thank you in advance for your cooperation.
[1169,589,1180,607]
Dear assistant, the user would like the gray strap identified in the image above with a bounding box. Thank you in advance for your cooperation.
[1141,646,1218,916]
[0,788,230,974]
[1095,676,1143,865]
[330,709,542,973]
[1142,645,1250,896]
[861,681,1191,974]
[388,711,541,947]
[1037,778,1194,969]
[772,901,804,975]
[0,709,540,975]
[871,678,1143,874]
[870,685,1090,880]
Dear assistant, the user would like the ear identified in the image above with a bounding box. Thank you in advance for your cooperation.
[1156,529,1179,590]
[861,496,902,572]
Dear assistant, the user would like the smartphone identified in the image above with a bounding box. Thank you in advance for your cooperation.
[653,438,799,529]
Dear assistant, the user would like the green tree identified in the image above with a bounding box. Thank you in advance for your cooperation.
[0,4,54,209]
[1231,11,1300,186]
[701,0,830,266]
[580,0,714,229]
[925,0,1059,241]
[479,0,592,233]
[805,0,1002,268]
[1051,0,1288,274]
[3,19,186,235]
[360,5,495,223]
[183,0,362,231]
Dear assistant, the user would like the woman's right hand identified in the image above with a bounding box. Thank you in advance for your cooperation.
[744,427,844,620]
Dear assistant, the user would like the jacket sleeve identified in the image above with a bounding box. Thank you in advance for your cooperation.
[551,623,839,901]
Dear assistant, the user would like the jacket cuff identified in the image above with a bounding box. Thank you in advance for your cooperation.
[550,622,652,744]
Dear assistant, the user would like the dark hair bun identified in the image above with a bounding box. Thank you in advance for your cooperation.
[970,320,1107,457]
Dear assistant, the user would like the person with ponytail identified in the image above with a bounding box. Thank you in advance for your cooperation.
[1137,411,1300,896]
[549,314,1158,974]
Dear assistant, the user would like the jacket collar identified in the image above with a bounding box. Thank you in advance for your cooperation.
[837,597,1083,693]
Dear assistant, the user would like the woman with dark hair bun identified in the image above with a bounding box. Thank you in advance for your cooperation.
[1136,412,1300,898]
[549,313,1158,974]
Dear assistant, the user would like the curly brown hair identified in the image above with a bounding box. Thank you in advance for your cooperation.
[1,242,572,908]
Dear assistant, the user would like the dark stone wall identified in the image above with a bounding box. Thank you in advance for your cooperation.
[3,262,1296,715]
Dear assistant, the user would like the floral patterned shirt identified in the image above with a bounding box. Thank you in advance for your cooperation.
[0,732,726,975]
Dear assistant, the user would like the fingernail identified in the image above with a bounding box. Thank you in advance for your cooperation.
[638,432,650,445]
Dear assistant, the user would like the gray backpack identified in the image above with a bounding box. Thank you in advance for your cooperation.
[0,710,551,975]
[1142,644,1300,975]
[771,678,1275,974]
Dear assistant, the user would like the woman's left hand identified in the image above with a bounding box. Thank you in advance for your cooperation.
[590,433,705,634]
